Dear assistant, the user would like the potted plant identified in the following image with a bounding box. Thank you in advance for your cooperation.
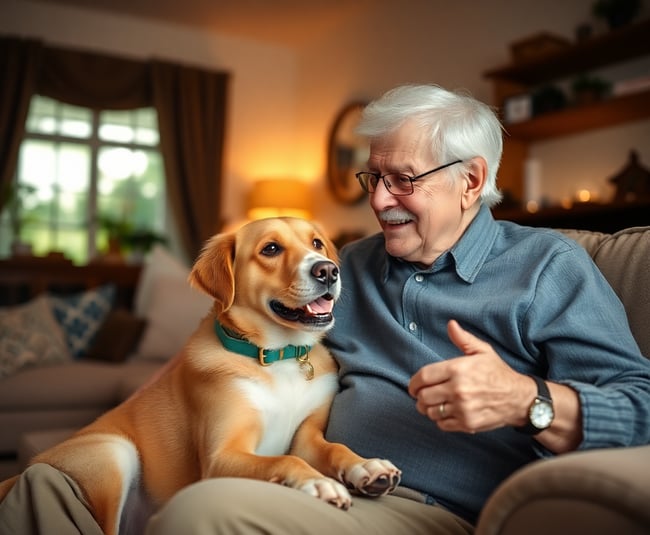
[592,0,641,29]
[0,181,37,256]
[572,74,611,105]
[98,215,167,262]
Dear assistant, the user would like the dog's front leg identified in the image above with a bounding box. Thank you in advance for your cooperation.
[291,408,402,497]
[202,420,354,509]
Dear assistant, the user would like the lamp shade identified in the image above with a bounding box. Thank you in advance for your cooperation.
[247,179,313,220]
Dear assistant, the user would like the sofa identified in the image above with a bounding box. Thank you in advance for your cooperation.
[477,226,650,534]
[0,226,648,533]
[0,245,212,479]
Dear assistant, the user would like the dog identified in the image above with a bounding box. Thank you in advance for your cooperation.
[0,217,401,535]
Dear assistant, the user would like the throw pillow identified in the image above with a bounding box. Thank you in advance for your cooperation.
[134,244,191,318]
[84,308,147,363]
[50,284,116,358]
[135,273,212,360]
[0,295,72,379]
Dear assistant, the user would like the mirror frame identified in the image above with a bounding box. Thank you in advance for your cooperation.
[326,101,368,205]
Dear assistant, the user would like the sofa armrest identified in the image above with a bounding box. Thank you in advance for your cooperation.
[476,446,650,535]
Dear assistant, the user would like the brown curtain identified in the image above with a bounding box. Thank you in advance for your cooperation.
[0,37,41,196]
[0,36,229,260]
[151,61,229,260]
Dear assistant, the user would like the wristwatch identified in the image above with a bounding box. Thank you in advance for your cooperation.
[516,375,554,435]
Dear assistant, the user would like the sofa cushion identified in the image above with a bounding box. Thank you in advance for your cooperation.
[135,274,211,361]
[0,296,72,380]
[84,308,147,363]
[591,227,650,357]
[133,245,212,361]
[560,227,649,357]
[50,284,116,358]
[0,360,163,412]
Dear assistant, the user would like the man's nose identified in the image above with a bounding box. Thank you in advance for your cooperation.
[369,178,397,209]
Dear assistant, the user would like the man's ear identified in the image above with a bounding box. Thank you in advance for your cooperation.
[461,157,487,210]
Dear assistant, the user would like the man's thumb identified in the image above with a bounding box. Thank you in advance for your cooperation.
[447,319,483,356]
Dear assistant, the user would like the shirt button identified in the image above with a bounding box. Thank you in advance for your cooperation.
[415,274,424,282]
[408,322,418,332]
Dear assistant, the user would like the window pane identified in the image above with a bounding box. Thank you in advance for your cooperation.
[20,139,57,192]
[25,96,92,138]
[53,228,88,264]
[97,149,165,235]
[60,104,92,138]
[25,96,57,134]
[99,110,135,143]
[134,108,159,145]
[7,96,166,264]
[58,143,90,194]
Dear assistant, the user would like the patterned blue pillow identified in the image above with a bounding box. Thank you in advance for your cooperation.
[50,285,116,358]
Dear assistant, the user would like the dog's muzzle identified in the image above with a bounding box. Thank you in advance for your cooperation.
[270,260,340,327]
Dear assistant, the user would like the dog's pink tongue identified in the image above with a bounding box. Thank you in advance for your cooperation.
[306,297,334,315]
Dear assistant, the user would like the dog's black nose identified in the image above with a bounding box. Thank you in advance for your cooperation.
[311,261,339,286]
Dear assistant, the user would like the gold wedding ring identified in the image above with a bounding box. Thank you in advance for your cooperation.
[439,402,446,418]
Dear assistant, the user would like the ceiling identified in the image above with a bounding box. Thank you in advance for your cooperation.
[35,0,374,48]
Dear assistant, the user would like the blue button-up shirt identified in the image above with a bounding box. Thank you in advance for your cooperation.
[325,205,650,523]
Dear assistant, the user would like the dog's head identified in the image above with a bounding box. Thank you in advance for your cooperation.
[189,217,340,348]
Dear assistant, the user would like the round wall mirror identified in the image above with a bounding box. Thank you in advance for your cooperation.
[326,102,369,204]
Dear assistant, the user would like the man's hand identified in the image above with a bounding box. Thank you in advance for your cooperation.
[408,320,582,452]
[408,319,533,433]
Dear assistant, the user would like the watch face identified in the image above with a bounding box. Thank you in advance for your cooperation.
[530,400,554,429]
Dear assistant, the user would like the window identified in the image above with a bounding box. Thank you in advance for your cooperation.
[0,95,166,264]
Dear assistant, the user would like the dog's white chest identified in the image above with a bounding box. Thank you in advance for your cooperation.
[235,362,337,456]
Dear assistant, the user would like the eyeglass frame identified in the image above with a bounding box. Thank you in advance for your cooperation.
[355,159,463,196]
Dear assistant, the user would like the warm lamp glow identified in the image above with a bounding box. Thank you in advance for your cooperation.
[247,179,313,220]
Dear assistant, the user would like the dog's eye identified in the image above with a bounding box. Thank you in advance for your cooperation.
[261,242,283,256]
[313,238,324,250]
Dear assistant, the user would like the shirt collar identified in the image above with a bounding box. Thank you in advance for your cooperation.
[380,204,498,284]
[448,204,498,283]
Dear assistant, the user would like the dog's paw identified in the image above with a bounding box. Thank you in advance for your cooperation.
[297,477,352,510]
[343,459,401,497]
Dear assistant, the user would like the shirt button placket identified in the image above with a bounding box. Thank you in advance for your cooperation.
[407,273,424,335]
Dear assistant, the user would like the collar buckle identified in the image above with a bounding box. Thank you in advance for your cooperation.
[258,347,284,366]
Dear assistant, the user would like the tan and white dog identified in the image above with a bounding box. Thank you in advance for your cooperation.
[0,217,400,535]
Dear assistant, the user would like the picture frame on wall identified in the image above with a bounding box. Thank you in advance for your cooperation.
[503,93,532,124]
[326,102,369,204]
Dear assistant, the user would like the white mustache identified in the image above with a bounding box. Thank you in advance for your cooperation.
[378,209,415,224]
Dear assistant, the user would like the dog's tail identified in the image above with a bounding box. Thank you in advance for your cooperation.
[0,475,19,503]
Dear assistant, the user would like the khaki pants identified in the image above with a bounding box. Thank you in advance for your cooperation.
[0,464,473,535]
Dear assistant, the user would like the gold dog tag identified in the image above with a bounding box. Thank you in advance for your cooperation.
[297,353,314,381]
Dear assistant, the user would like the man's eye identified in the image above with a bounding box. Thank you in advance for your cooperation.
[261,242,283,256]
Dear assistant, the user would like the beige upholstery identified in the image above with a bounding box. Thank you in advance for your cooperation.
[476,226,650,535]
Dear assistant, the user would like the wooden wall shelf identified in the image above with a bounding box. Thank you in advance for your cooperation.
[483,18,650,204]
[493,200,650,234]
[505,89,650,141]
[484,19,650,85]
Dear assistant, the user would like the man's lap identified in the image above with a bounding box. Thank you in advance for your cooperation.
[0,464,473,535]
[147,477,473,535]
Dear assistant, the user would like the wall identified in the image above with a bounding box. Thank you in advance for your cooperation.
[2,0,649,241]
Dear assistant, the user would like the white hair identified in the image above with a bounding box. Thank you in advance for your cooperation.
[356,84,504,207]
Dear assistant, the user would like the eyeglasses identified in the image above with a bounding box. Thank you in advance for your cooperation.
[355,160,463,196]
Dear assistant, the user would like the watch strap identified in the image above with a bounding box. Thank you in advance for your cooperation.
[515,375,553,435]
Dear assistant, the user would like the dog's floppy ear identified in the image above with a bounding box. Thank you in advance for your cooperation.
[189,232,236,315]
